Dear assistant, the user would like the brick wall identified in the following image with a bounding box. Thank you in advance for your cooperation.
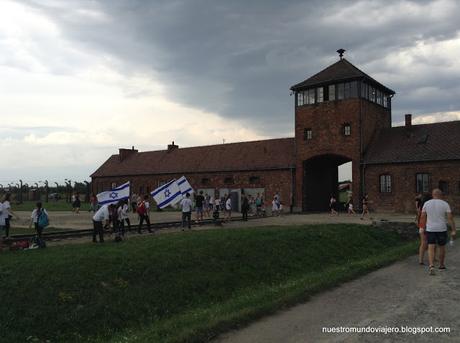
[92,168,295,209]
[365,161,460,213]
[294,97,390,210]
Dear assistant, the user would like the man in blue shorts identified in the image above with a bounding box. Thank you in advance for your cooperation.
[420,188,456,275]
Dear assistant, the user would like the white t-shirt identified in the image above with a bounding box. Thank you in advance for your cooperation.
[0,203,5,226]
[145,201,150,212]
[422,199,452,232]
[225,198,232,211]
[181,198,193,212]
[93,205,110,222]
[31,208,49,223]
[3,200,11,216]
[118,204,129,220]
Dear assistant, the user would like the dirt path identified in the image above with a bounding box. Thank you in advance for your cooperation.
[215,245,460,343]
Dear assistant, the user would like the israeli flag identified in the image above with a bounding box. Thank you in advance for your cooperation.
[177,176,194,196]
[97,182,130,205]
[151,179,182,209]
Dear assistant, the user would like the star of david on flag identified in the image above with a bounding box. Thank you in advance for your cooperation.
[97,182,130,205]
[151,179,182,209]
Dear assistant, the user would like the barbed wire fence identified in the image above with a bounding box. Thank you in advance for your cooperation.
[0,179,92,204]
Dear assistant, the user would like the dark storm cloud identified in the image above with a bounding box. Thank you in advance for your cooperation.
[22,0,460,134]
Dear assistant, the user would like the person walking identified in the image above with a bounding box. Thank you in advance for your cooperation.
[2,193,17,238]
[89,193,98,213]
[346,198,355,215]
[417,192,432,265]
[92,204,114,243]
[329,195,338,216]
[360,194,370,220]
[72,193,81,214]
[29,202,49,247]
[195,191,205,222]
[180,193,193,230]
[272,196,279,216]
[225,195,232,221]
[137,195,152,234]
[118,199,131,234]
[241,194,249,221]
[419,188,456,275]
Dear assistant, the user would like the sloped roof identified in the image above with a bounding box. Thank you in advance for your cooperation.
[364,121,460,164]
[290,58,395,94]
[91,137,296,178]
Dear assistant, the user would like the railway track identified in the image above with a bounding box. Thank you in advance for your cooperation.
[4,216,260,242]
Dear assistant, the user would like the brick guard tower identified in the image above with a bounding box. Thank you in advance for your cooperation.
[290,49,395,211]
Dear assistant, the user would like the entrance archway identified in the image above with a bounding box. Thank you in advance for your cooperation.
[303,154,352,211]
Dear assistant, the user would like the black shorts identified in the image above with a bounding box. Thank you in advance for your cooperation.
[426,231,448,246]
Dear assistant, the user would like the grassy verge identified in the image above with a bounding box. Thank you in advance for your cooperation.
[0,224,417,342]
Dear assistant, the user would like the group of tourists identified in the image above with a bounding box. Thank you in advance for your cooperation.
[330,194,369,219]
[91,195,151,243]
[416,188,456,275]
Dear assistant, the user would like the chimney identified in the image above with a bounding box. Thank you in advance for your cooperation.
[405,114,412,128]
[119,147,138,162]
[167,141,179,152]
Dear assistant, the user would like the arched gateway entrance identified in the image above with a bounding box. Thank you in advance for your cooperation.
[302,154,351,211]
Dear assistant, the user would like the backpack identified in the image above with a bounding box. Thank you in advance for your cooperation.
[137,201,146,215]
[37,209,49,228]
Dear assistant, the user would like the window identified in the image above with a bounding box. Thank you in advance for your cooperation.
[383,94,388,108]
[380,174,392,193]
[361,82,368,99]
[317,87,324,103]
[438,180,449,195]
[369,86,376,102]
[416,173,430,193]
[337,83,344,100]
[297,92,304,106]
[304,128,312,140]
[224,177,234,184]
[328,84,335,101]
[201,178,210,185]
[349,81,358,97]
[376,90,382,105]
[249,176,260,184]
[343,124,351,136]
[307,88,315,104]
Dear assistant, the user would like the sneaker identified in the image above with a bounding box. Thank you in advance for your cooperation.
[429,266,435,275]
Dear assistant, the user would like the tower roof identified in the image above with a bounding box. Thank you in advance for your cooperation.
[290,58,395,94]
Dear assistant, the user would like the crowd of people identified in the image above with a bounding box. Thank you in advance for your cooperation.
[1,188,457,273]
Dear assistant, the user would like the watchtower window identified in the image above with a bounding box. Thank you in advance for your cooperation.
[337,83,344,100]
[328,84,335,101]
[304,128,312,140]
[343,124,351,136]
[317,87,324,103]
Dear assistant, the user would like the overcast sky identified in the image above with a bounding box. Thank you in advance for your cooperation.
[1,0,459,185]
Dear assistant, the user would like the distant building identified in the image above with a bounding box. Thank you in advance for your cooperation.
[91,51,460,213]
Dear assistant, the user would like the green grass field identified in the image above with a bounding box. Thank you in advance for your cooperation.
[0,224,417,342]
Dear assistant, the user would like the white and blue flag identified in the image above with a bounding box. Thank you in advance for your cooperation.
[177,176,194,196]
[151,179,182,209]
[97,181,130,205]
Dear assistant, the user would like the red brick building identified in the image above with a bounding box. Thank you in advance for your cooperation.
[91,52,460,213]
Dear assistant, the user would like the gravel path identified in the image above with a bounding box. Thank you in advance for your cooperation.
[215,244,460,343]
